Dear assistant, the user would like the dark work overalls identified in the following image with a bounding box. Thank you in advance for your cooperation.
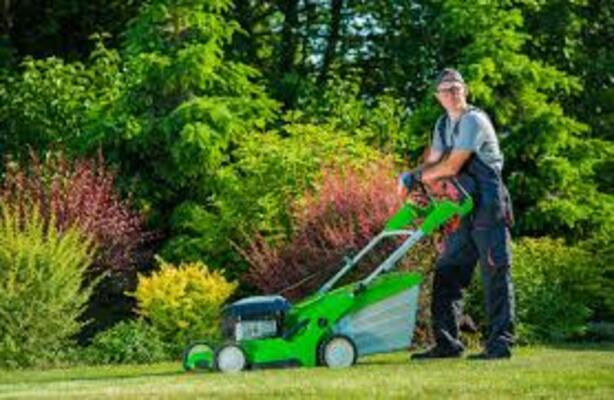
[431,108,516,355]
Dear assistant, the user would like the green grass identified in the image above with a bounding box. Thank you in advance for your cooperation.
[0,344,613,399]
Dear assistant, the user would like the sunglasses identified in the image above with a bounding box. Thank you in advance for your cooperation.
[436,86,463,95]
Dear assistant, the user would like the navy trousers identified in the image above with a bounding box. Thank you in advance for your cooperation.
[431,218,515,354]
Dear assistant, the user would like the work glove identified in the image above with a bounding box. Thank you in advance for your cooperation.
[397,170,422,196]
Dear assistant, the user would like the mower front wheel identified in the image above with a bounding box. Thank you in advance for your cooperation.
[182,341,215,372]
[215,344,248,373]
[319,335,357,368]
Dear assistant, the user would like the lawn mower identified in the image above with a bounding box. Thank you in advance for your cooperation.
[183,180,473,373]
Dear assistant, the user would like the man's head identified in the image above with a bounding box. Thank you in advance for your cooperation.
[434,68,467,113]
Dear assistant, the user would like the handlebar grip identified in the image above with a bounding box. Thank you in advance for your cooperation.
[417,177,470,203]
[416,181,436,203]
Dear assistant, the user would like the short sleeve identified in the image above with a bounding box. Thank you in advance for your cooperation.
[455,113,485,152]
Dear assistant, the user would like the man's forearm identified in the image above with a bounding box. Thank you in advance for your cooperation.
[421,161,456,184]
[421,150,473,185]
[417,159,441,172]
[416,148,444,173]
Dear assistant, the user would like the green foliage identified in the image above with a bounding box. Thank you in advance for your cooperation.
[163,123,380,277]
[297,75,412,155]
[580,223,614,321]
[0,206,96,368]
[87,0,277,216]
[83,2,279,279]
[0,38,121,159]
[465,237,603,343]
[519,0,614,142]
[133,258,237,355]
[84,320,170,365]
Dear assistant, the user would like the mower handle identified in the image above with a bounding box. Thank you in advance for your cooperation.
[449,177,471,201]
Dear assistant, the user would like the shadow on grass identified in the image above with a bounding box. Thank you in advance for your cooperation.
[2,369,187,386]
[547,341,614,352]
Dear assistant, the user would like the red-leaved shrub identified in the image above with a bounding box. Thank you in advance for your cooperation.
[242,160,440,301]
[1,150,148,276]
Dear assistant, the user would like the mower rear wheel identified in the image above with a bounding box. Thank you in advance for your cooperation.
[215,344,248,373]
[319,335,357,368]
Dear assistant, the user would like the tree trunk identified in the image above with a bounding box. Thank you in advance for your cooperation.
[279,0,299,76]
[318,0,343,84]
[1,0,12,37]
[301,0,317,73]
[233,1,258,63]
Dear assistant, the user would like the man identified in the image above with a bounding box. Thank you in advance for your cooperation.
[399,68,515,360]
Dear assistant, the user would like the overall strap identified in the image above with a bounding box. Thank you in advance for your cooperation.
[435,115,449,150]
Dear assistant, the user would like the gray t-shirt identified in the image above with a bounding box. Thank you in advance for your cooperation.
[432,108,504,172]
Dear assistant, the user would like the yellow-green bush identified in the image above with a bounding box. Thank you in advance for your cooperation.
[134,258,237,354]
[0,206,95,368]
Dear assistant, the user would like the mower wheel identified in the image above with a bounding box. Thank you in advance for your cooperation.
[215,344,248,373]
[182,341,215,372]
[319,335,357,368]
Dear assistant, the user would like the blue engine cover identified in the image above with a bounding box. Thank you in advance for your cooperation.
[223,295,291,319]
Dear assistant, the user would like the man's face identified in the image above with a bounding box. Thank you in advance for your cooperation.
[435,81,466,111]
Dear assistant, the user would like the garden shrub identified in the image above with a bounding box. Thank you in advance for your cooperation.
[84,320,170,364]
[0,39,121,158]
[580,224,614,321]
[1,151,148,276]
[465,237,602,343]
[513,237,603,341]
[134,258,237,355]
[0,205,95,368]
[0,151,151,341]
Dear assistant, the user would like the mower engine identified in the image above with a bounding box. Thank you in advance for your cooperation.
[222,295,291,341]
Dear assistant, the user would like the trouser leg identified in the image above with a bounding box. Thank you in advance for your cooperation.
[472,224,515,354]
[431,221,478,352]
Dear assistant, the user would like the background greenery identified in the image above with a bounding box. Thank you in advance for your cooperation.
[0,0,612,367]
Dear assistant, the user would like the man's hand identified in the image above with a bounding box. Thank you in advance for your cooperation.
[397,170,422,197]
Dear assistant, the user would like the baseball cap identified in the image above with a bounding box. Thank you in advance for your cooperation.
[435,68,465,85]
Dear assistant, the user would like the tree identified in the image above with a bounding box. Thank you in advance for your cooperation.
[86,0,277,268]
[0,38,121,161]
[518,0,614,210]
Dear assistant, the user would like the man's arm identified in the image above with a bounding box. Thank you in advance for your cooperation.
[423,147,444,167]
[421,149,472,185]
